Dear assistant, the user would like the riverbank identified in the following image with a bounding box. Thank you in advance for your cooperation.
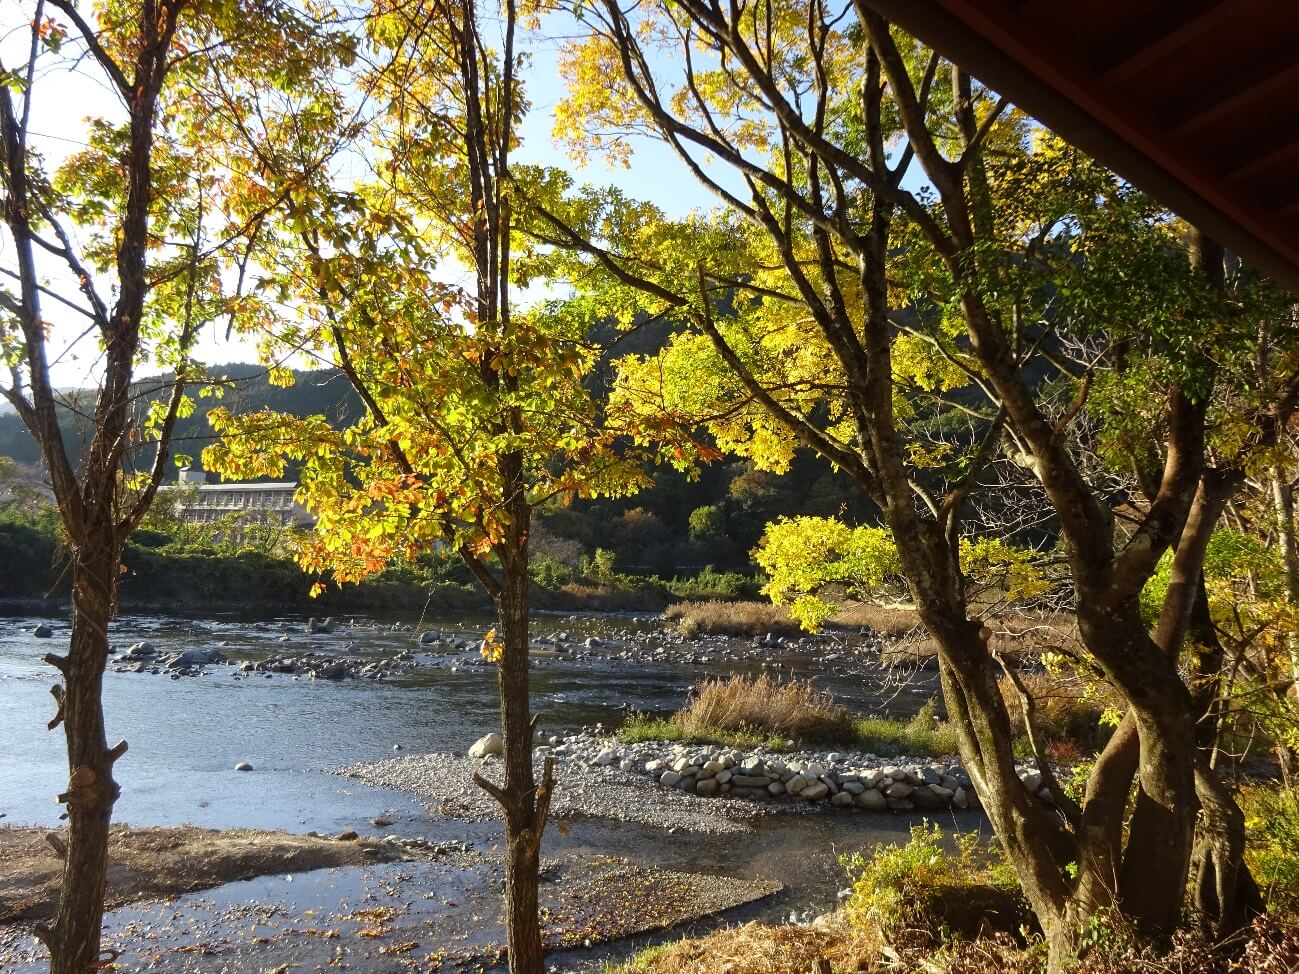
[0,835,782,974]
[0,825,441,924]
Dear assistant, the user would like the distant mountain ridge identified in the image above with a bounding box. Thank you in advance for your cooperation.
[0,364,363,478]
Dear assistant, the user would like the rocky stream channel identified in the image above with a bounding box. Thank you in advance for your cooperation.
[0,607,1012,972]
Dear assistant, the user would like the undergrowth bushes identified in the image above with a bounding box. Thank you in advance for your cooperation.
[1242,784,1299,919]
[615,820,1299,974]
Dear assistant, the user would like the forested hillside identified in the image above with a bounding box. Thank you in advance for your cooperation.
[0,361,873,578]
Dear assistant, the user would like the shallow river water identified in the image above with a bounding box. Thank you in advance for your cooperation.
[1,605,983,972]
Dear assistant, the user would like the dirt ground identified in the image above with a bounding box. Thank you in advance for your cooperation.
[0,824,412,924]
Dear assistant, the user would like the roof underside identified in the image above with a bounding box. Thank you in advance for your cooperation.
[862,0,1299,294]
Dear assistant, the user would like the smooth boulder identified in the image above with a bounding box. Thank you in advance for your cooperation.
[468,732,504,758]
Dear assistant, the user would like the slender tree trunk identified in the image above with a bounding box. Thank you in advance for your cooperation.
[470,472,554,974]
[496,561,545,974]
[1272,468,1299,692]
[39,540,126,974]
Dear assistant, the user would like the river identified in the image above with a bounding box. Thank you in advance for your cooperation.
[1,605,984,971]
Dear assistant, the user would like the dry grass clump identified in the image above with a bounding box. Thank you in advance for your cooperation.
[831,602,920,637]
[881,616,1084,670]
[666,600,923,639]
[620,915,1299,974]
[998,669,1117,747]
[665,600,802,637]
[619,917,880,974]
[675,673,854,742]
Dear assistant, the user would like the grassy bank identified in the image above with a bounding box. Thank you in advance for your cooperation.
[619,710,961,758]
[619,674,962,757]
[619,670,1114,761]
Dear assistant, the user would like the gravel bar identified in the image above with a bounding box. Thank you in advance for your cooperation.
[338,752,772,834]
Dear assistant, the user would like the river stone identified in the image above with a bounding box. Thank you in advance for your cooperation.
[831,791,854,807]
[316,662,346,680]
[645,759,666,773]
[786,775,807,795]
[939,774,959,791]
[678,776,698,793]
[739,756,765,774]
[730,774,771,788]
[594,749,617,766]
[911,786,943,809]
[805,763,827,779]
[921,766,942,785]
[696,777,720,797]
[1019,769,1044,792]
[929,784,955,801]
[953,786,969,809]
[169,648,219,668]
[32,624,53,638]
[715,769,733,784]
[842,781,866,795]
[234,761,253,771]
[768,781,786,796]
[702,760,725,774]
[468,733,504,758]
[855,789,887,810]
[860,770,885,789]
[732,787,768,801]
[619,759,635,772]
[126,641,155,656]
[886,797,915,811]
[802,782,829,801]
[671,756,693,773]
[885,781,914,799]
[419,630,440,644]
[659,770,681,787]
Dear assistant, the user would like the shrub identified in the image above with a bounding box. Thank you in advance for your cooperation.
[675,673,855,743]
[687,503,727,541]
[1242,784,1299,920]
[842,821,1025,945]
[529,553,575,589]
[662,567,757,601]
[581,547,618,582]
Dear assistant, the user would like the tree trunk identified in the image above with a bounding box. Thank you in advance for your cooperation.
[497,562,545,974]
[1272,468,1299,694]
[471,509,554,974]
[39,541,125,974]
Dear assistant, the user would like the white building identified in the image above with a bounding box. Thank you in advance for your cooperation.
[168,467,315,529]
